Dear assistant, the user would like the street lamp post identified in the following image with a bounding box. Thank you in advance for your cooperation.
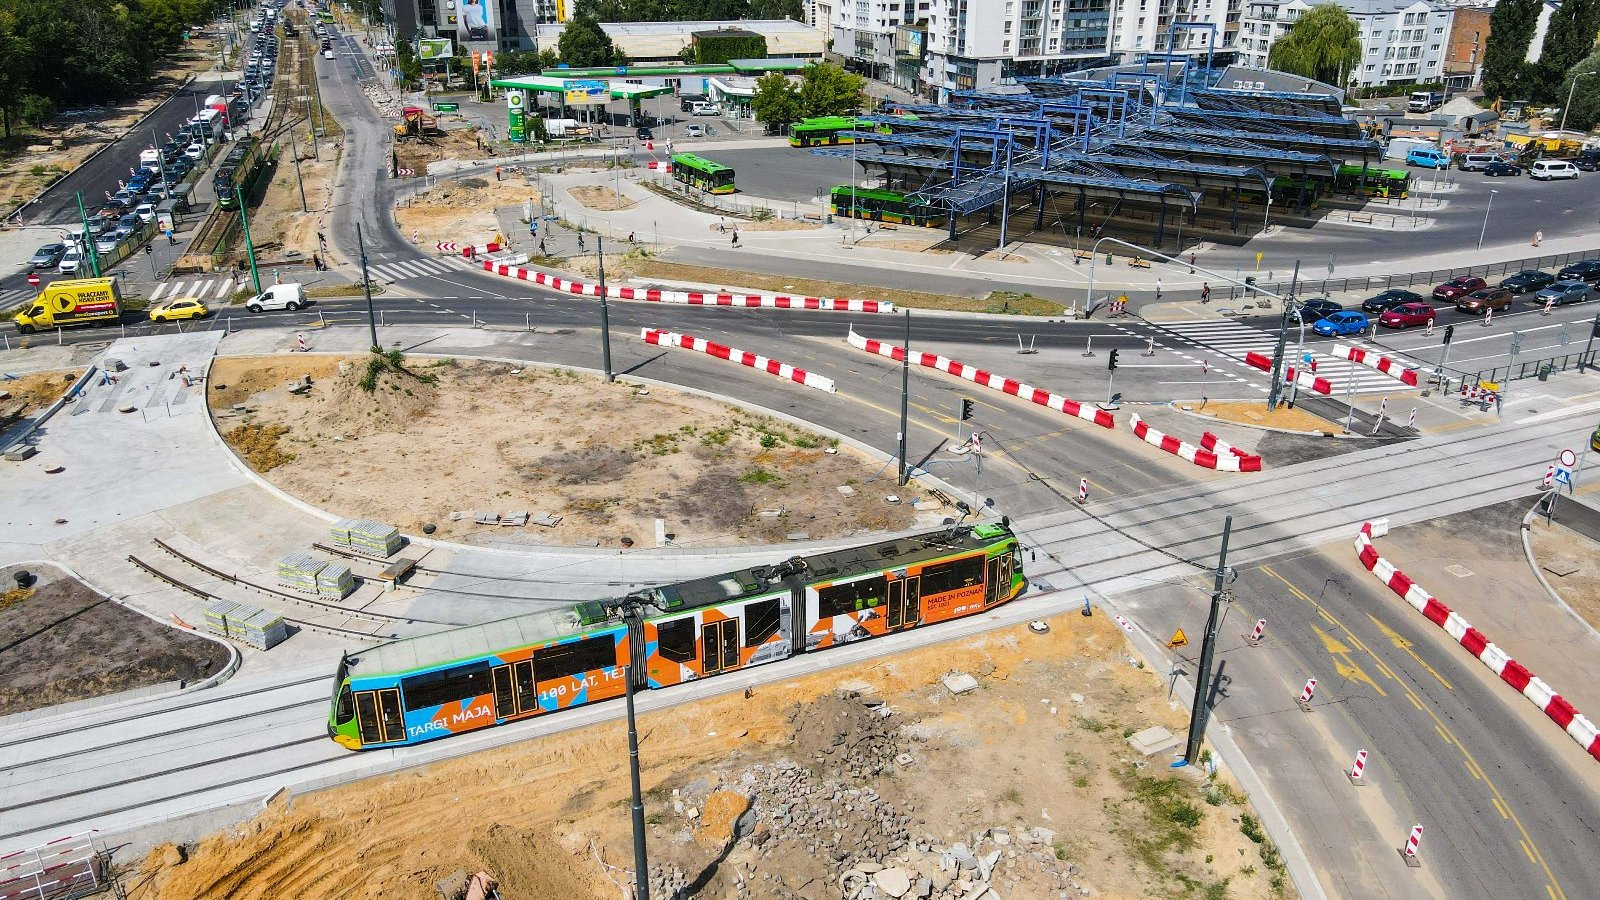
[1560,72,1593,138]
[1477,189,1498,250]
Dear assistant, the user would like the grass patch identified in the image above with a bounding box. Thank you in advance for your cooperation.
[1239,813,1289,897]
[223,422,294,471]
[304,282,385,299]
[739,467,781,485]
[359,348,435,393]
[998,786,1023,805]
[625,259,996,313]
[983,290,1067,316]
[1118,766,1205,873]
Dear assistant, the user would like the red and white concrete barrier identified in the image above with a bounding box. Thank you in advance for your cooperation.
[1356,520,1600,762]
[1244,351,1273,372]
[478,260,893,313]
[1128,414,1261,471]
[646,161,673,172]
[461,241,503,258]
[1199,432,1263,470]
[845,328,1114,428]
[1283,365,1334,395]
[1331,343,1419,387]
[641,329,835,393]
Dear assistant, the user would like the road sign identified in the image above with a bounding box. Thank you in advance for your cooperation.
[1168,628,1189,648]
[1561,449,1577,468]
[435,242,459,252]
[433,102,459,112]
[26,272,40,287]
[1556,467,1574,487]
[396,167,415,177]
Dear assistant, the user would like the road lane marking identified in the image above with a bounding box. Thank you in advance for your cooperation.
[1493,797,1511,819]
[1435,723,1452,744]
[1522,840,1537,864]
[1368,613,1453,689]
[1313,624,1386,696]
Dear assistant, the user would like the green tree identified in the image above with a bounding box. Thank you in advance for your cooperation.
[1483,0,1543,100]
[1536,0,1600,101]
[558,0,624,67]
[1265,3,1360,86]
[797,61,865,118]
[748,0,803,18]
[750,71,800,133]
[1555,48,1600,132]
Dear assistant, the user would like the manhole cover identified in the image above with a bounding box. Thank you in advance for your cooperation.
[1444,565,1474,578]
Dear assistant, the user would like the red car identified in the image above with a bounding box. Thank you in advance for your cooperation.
[1378,302,1438,328]
[1433,275,1487,301]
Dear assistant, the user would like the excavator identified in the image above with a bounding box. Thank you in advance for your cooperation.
[393,106,445,141]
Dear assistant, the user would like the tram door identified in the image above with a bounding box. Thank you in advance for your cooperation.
[511,660,537,714]
[492,665,515,718]
[985,554,1013,605]
[886,575,920,629]
[701,619,740,673]
[355,688,405,745]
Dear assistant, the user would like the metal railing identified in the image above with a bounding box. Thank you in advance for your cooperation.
[1473,350,1599,386]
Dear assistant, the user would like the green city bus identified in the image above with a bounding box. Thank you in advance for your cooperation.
[1333,164,1410,199]
[671,153,736,194]
[789,115,917,148]
[828,186,938,226]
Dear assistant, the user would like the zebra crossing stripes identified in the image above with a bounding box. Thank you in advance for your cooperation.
[0,287,33,307]
[1143,318,1424,395]
[151,277,237,303]
[364,255,479,283]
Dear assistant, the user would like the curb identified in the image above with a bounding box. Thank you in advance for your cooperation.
[1520,498,1600,645]
[1,366,99,455]
[1162,402,1358,438]
[1128,412,1261,472]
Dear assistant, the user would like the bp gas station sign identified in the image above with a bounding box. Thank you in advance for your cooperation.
[506,89,526,142]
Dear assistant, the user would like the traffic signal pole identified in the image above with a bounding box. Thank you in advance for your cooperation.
[1266,261,1300,411]
[1107,347,1119,402]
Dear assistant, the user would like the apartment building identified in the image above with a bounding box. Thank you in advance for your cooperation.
[1442,5,1489,89]
[1239,0,1452,88]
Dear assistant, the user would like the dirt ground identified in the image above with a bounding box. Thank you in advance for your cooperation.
[0,40,220,216]
[0,369,80,422]
[0,564,226,715]
[570,184,638,211]
[393,177,538,250]
[1527,517,1600,632]
[394,126,483,176]
[208,355,921,547]
[704,219,819,233]
[251,138,338,263]
[1178,401,1339,433]
[128,610,1293,900]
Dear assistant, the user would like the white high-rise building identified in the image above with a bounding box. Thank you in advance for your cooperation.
[1240,0,1452,87]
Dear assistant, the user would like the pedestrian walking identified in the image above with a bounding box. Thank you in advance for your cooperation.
[166,228,176,246]
[539,239,547,256]
[1189,252,1196,274]
[1533,230,1543,247]
[628,231,636,244]
[312,253,323,271]
[577,233,586,251]
[494,165,502,182]
[1155,277,1163,301]
[1200,282,1211,303]
[731,230,740,247]
[718,217,726,234]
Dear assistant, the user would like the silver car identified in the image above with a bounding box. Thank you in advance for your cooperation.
[1534,279,1591,306]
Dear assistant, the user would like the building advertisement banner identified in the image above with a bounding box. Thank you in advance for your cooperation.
[563,79,608,105]
[507,89,526,142]
[418,37,453,61]
[459,0,494,44]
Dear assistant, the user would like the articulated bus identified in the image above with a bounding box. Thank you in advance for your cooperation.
[329,523,1026,749]
[670,152,736,194]
[1333,164,1410,199]
[829,186,939,227]
[789,115,918,148]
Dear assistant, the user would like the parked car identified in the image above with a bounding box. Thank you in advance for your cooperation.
[683,123,706,138]
[1458,153,1504,171]
[1575,149,1600,172]
[149,297,209,322]
[1313,310,1369,336]
[58,247,82,274]
[1406,148,1451,169]
[1360,288,1424,314]
[1456,287,1513,314]
[1378,302,1438,328]
[1534,279,1592,307]
[1501,270,1556,294]
[1531,159,1580,180]
[28,243,66,269]
[94,233,120,255]
[1433,275,1487,301]
[1482,160,1522,176]
[1293,298,1343,324]
[323,48,334,59]
[636,126,653,140]
[1557,259,1600,283]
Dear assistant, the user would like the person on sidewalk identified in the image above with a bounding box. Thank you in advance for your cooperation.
[731,230,740,247]
[539,239,547,256]
[628,231,635,244]
[717,217,726,234]
[1534,230,1543,247]
[1200,282,1210,303]
[494,165,502,182]
[577,233,586,251]
[312,253,323,271]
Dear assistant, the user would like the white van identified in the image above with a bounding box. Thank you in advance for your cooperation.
[1530,159,1580,180]
[244,283,307,312]
[691,101,723,116]
[139,148,162,169]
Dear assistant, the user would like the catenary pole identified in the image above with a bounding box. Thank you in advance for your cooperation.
[599,236,614,382]
[625,666,651,900]
[357,222,378,350]
[1266,260,1300,411]
[898,308,910,486]
[1184,515,1233,765]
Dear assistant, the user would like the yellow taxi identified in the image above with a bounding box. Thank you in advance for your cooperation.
[149,297,209,322]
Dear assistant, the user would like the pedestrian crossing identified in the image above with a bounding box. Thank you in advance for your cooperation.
[1132,318,1426,396]
[0,287,34,307]
[150,276,240,303]
[363,255,481,283]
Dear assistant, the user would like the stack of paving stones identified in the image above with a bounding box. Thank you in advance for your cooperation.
[315,562,355,600]
[202,599,288,650]
[330,518,403,558]
[277,551,326,593]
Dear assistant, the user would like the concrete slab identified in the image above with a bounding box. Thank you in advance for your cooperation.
[941,671,979,695]
[1127,725,1180,757]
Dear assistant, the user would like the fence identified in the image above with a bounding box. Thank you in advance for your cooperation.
[1223,248,1600,302]
[1472,349,1599,386]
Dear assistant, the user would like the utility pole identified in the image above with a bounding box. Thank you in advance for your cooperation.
[1266,260,1300,411]
[291,140,308,212]
[236,185,261,295]
[898,308,910,486]
[625,665,651,900]
[598,236,614,382]
[357,222,378,350]
[1184,515,1233,765]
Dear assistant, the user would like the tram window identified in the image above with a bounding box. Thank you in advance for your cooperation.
[335,684,354,724]
[534,634,619,682]
[744,598,781,646]
[817,576,887,619]
[656,617,697,663]
[402,663,494,711]
[918,556,984,597]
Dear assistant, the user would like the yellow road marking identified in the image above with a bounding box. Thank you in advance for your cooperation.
[1493,798,1511,820]
[1436,723,1453,744]
[1369,613,1454,689]
[1261,565,1568,900]
[1464,758,1482,781]
[1314,624,1386,697]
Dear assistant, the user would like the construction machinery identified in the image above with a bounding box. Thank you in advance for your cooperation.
[394,106,444,141]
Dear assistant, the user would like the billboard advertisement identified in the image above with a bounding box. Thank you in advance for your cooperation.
[507,89,526,142]
[459,0,494,44]
[418,37,453,61]
[563,79,608,105]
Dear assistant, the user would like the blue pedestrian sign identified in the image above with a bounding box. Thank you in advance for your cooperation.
[1556,467,1574,487]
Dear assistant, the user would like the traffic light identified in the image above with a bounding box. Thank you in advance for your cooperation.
[1443,324,1455,345]
[1108,348,1120,371]
[960,398,975,420]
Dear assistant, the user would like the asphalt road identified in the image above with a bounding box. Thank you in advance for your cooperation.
[25,78,230,227]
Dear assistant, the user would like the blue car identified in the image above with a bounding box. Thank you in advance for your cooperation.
[1313,310,1369,336]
